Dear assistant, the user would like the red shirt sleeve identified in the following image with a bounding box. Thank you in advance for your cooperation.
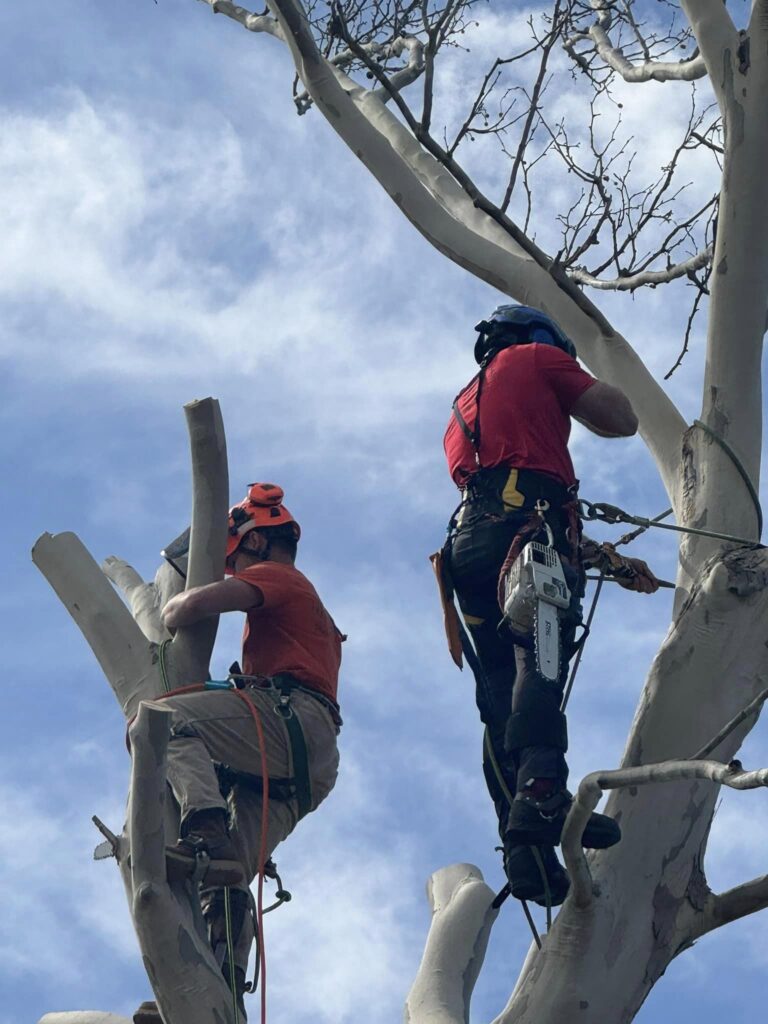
[535,344,597,413]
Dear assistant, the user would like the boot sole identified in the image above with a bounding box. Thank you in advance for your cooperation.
[165,849,245,887]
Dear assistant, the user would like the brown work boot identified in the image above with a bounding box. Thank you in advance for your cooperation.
[133,1001,162,1024]
[166,809,245,886]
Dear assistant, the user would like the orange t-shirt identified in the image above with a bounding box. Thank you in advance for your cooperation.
[233,562,343,705]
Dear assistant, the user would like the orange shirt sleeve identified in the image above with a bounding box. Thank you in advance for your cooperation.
[233,563,290,608]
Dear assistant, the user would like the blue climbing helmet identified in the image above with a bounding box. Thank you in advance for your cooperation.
[473,304,577,364]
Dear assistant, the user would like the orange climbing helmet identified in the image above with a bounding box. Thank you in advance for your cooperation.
[225,482,301,561]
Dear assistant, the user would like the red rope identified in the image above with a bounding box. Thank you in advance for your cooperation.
[230,688,270,1024]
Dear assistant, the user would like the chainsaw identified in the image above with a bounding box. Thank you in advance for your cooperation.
[501,539,571,682]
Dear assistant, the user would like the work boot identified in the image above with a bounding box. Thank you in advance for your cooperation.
[133,1001,162,1024]
[505,786,621,849]
[503,843,570,906]
[166,808,245,886]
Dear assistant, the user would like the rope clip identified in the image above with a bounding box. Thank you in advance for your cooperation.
[534,498,555,547]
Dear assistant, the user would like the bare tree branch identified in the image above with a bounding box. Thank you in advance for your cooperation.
[200,0,284,38]
[564,16,706,83]
[562,759,768,909]
[686,874,768,942]
[571,245,712,290]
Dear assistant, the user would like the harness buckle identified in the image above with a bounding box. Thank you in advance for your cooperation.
[274,694,294,720]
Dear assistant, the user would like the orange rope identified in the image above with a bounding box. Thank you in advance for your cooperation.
[230,689,270,1024]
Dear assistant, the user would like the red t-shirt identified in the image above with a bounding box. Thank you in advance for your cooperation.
[444,343,597,489]
[233,562,343,705]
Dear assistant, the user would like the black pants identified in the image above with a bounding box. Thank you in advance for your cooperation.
[448,508,583,841]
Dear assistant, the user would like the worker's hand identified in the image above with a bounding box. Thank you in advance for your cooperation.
[615,556,660,594]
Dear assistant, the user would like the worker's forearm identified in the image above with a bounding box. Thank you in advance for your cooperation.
[161,591,212,628]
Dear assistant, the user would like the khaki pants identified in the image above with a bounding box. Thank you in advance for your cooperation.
[163,686,340,969]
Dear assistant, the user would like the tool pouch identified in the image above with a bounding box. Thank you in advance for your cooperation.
[429,546,465,669]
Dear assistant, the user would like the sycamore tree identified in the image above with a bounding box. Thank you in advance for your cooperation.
[36,0,768,1022]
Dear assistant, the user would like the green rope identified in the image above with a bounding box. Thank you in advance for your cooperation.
[158,638,172,694]
[484,727,516,808]
[693,419,763,539]
[223,886,240,1023]
[530,846,552,932]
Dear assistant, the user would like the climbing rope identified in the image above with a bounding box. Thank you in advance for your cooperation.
[560,571,604,714]
[223,887,239,1024]
[693,419,763,539]
[158,637,173,693]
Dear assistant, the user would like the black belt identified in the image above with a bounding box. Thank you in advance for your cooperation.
[233,672,343,729]
[463,465,574,510]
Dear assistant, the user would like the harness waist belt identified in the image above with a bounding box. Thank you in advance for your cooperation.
[232,672,343,727]
[464,466,574,510]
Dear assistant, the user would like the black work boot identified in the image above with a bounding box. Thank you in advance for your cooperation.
[166,808,245,886]
[505,786,621,849]
[503,843,570,906]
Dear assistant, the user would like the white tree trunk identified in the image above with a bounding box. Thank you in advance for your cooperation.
[33,399,235,1024]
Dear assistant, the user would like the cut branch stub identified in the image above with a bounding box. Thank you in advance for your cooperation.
[405,863,498,1024]
[31,531,156,718]
[169,398,229,688]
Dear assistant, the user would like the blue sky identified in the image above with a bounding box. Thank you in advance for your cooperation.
[2,2,767,1023]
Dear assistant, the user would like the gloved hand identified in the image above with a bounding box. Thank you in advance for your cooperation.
[614,555,660,593]
[585,540,661,594]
